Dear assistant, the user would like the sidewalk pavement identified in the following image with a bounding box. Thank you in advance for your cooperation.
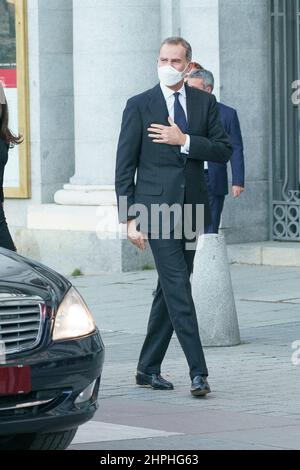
[69,264,300,450]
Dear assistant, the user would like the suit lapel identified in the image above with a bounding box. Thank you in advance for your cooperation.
[185,83,198,135]
[147,84,180,157]
[147,84,169,125]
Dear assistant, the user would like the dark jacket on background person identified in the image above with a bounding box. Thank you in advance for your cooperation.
[206,102,245,196]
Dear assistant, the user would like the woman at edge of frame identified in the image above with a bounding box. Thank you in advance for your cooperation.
[0,91,23,251]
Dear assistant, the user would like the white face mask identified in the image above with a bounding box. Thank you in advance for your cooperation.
[157,63,189,87]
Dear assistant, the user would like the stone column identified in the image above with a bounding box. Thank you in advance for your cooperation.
[219,0,270,243]
[180,0,221,100]
[55,0,161,206]
[21,0,161,274]
[160,0,181,39]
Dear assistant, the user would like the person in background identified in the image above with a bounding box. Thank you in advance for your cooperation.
[187,69,245,233]
[183,61,204,82]
[0,84,22,250]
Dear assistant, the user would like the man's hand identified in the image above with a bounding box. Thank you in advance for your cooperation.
[148,117,187,146]
[127,219,147,251]
[232,186,244,198]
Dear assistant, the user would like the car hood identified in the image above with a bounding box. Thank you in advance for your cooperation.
[0,248,71,304]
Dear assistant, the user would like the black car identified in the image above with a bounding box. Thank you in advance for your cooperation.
[0,248,105,450]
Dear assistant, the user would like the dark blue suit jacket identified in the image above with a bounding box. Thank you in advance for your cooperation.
[207,102,244,195]
[115,84,232,234]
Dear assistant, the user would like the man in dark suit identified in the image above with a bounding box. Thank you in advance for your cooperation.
[115,37,232,397]
[188,69,245,233]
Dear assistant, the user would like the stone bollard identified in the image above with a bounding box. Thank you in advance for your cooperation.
[191,234,240,346]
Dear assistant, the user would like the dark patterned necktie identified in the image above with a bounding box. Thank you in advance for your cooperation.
[174,92,188,133]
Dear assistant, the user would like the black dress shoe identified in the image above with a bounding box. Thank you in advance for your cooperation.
[136,371,174,390]
[190,375,211,397]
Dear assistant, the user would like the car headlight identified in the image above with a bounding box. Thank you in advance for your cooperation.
[52,287,96,341]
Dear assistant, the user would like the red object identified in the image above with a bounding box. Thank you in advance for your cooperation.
[0,69,17,88]
[0,366,31,395]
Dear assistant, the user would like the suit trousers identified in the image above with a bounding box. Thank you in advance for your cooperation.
[137,192,208,380]
[204,171,225,234]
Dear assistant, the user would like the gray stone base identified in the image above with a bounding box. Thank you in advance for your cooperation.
[227,241,300,267]
[14,231,300,275]
[192,234,240,347]
[14,228,155,276]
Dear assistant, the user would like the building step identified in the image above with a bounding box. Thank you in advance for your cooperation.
[227,241,300,267]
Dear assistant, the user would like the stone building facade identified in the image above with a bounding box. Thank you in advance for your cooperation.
[5,0,298,273]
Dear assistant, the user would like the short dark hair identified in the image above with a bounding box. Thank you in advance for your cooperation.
[159,37,192,62]
[188,69,215,90]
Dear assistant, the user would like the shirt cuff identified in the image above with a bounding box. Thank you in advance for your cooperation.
[180,134,190,154]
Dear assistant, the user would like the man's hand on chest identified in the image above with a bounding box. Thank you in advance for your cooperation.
[148,117,187,147]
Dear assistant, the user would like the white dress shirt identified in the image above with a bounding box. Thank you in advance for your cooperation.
[159,82,190,154]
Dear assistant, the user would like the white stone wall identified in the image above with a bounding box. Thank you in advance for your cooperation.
[219,0,270,243]
[69,0,161,187]
[180,0,220,99]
